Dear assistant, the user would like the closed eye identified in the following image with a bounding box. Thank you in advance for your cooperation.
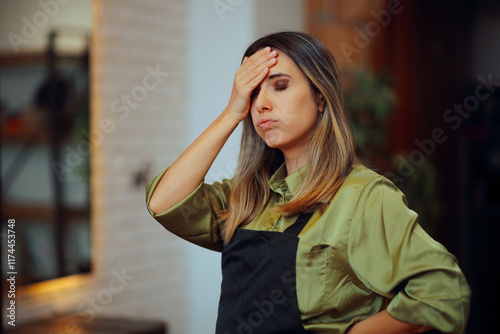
[274,79,289,91]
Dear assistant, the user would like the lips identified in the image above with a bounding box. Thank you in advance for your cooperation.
[257,118,277,130]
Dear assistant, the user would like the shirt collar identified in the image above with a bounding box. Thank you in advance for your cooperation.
[269,163,307,198]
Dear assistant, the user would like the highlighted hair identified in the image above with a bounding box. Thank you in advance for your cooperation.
[218,31,357,244]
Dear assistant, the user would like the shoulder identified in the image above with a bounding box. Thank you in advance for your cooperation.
[340,165,419,237]
[336,165,401,202]
[342,164,385,188]
[324,165,413,224]
[205,177,233,194]
[203,178,233,207]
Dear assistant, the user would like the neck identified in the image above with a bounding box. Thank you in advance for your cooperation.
[282,147,308,176]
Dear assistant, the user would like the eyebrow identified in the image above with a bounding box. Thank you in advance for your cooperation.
[266,73,291,81]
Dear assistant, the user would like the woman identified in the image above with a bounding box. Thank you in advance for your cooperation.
[146,31,470,333]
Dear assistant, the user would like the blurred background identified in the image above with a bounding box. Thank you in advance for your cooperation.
[0,0,498,333]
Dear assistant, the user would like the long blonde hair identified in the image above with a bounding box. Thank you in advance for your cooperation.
[219,31,357,244]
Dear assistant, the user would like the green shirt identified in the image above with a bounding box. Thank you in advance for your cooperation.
[146,164,470,333]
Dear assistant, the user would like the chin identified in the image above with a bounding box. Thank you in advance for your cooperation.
[260,132,283,148]
[264,141,287,151]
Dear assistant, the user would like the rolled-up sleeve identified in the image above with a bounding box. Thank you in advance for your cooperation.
[348,178,471,333]
[146,167,232,252]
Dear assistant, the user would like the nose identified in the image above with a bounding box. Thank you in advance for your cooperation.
[255,89,272,113]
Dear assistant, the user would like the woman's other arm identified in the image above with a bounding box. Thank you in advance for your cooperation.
[346,310,432,334]
[348,178,471,333]
[149,47,277,214]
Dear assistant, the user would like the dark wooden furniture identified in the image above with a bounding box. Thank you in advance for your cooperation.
[5,315,166,334]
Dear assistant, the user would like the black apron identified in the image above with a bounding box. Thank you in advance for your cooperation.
[215,212,313,334]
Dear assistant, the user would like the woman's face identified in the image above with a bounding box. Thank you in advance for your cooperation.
[249,50,324,156]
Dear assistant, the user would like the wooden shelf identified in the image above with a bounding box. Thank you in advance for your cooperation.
[2,200,89,221]
[5,314,166,334]
[1,114,74,145]
[0,51,85,69]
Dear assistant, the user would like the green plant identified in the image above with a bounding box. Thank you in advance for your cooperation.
[344,66,396,158]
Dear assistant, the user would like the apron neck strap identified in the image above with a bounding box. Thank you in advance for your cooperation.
[283,212,314,237]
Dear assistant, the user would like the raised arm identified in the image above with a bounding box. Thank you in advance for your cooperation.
[148,47,277,214]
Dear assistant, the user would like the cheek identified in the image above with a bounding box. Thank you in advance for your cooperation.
[279,95,317,127]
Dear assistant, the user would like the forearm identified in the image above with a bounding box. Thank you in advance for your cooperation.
[148,110,239,214]
[149,47,277,214]
[346,310,432,334]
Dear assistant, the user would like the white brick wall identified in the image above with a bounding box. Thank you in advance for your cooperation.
[13,1,190,333]
[90,0,189,332]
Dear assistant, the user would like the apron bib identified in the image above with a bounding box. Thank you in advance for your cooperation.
[215,212,313,334]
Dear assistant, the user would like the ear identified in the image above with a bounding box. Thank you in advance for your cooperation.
[315,92,325,113]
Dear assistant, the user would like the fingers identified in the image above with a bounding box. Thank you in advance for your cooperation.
[237,47,277,87]
[241,47,277,76]
[247,66,270,88]
[226,47,278,119]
